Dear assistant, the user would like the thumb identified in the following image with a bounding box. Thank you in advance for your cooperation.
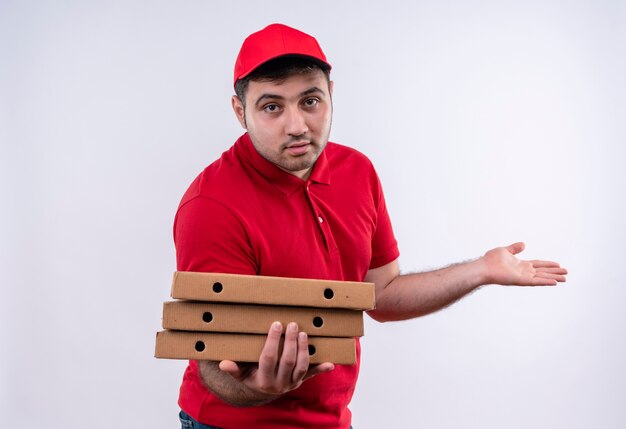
[506,242,525,255]
[218,360,245,379]
[304,363,335,381]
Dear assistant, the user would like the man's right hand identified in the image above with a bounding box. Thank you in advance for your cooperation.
[217,321,335,399]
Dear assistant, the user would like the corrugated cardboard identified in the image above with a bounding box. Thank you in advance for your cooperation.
[162,301,364,337]
[171,272,376,310]
[155,330,356,365]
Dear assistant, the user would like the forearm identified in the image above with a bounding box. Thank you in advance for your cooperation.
[198,361,278,407]
[368,258,488,322]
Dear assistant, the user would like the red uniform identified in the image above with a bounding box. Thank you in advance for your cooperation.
[174,133,399,428]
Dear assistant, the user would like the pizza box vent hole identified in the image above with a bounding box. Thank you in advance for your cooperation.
[323,288,334,299]
[308,345,316,356]
[312,316,324,328]
[202,312,213,323]
[212,282,223,293]
[195,341,205,352]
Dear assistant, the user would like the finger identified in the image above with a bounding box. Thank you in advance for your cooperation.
[530,277,558,286]
[258,321,283,382]
[534,272,567,282]
[304,362,335,380]
[506,242,525,255]
[535,267,568,275]
[531,260,562,269]
[218,360,244,379]
[291,331,311,384]
[276,322,299,386]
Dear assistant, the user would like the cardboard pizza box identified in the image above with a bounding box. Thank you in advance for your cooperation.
[154,330,357,365]
[171,272,376,310]
[162,301,364,337]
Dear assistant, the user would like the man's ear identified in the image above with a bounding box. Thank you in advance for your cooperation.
[232,96,246,129]
[329,80,334,97]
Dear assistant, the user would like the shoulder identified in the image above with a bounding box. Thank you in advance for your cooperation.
[326,141,375,167]
[178,144,249,209]
[325,141,380,183]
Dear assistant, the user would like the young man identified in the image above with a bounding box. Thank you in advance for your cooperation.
[174,23,567,429]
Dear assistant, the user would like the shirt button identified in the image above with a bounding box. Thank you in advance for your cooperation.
[318,216,324,223]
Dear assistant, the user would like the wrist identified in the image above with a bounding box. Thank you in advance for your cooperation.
[243,389,281,406]
[468,256,491,287]
[216,382,281,407]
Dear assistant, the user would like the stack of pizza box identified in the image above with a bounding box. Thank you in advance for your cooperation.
[155,272,376,365]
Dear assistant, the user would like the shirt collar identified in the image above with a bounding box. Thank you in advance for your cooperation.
[237,133,331,196]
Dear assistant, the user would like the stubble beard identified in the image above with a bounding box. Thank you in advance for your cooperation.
[279,138,325,173]
[248,138,324,175]
[250,126,332,176]
[247,113,332,176]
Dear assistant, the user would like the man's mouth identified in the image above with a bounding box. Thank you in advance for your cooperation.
[285,141,311,155]
[286,140,311,148]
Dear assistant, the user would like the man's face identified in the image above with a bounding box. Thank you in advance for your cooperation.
[232,69,333,180]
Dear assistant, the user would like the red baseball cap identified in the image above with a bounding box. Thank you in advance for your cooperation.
[233,23,331,86]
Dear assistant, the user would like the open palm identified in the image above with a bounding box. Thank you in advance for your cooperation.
[482,242,567,286]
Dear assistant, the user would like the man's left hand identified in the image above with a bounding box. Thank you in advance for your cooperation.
[480,242,568,286]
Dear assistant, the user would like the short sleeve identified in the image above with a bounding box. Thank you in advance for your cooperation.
[174,196,258,275]
[369,177,400,269]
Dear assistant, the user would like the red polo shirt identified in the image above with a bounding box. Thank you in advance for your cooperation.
[174,133,399,429]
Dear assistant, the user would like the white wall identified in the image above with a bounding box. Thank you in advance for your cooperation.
[1,1,624,428]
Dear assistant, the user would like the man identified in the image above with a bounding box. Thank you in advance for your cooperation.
[173,23,567,429]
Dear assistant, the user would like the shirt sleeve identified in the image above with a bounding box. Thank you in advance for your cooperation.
[174,196,258,275]
[369,175,400,270]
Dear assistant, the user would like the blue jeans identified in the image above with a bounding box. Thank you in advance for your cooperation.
[179,410,354,429]
[179,411,222,429]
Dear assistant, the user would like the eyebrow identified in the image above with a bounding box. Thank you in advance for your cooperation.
[254,86,326,108]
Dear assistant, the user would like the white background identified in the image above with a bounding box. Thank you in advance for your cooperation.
[1,1,625,428]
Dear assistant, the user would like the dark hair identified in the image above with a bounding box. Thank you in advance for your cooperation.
[234,56,331,107]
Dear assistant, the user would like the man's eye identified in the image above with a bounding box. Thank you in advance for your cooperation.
[304,98,319,107]
[263,104,280,113]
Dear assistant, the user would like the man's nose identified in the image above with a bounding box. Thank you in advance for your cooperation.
[284,107,308,136]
